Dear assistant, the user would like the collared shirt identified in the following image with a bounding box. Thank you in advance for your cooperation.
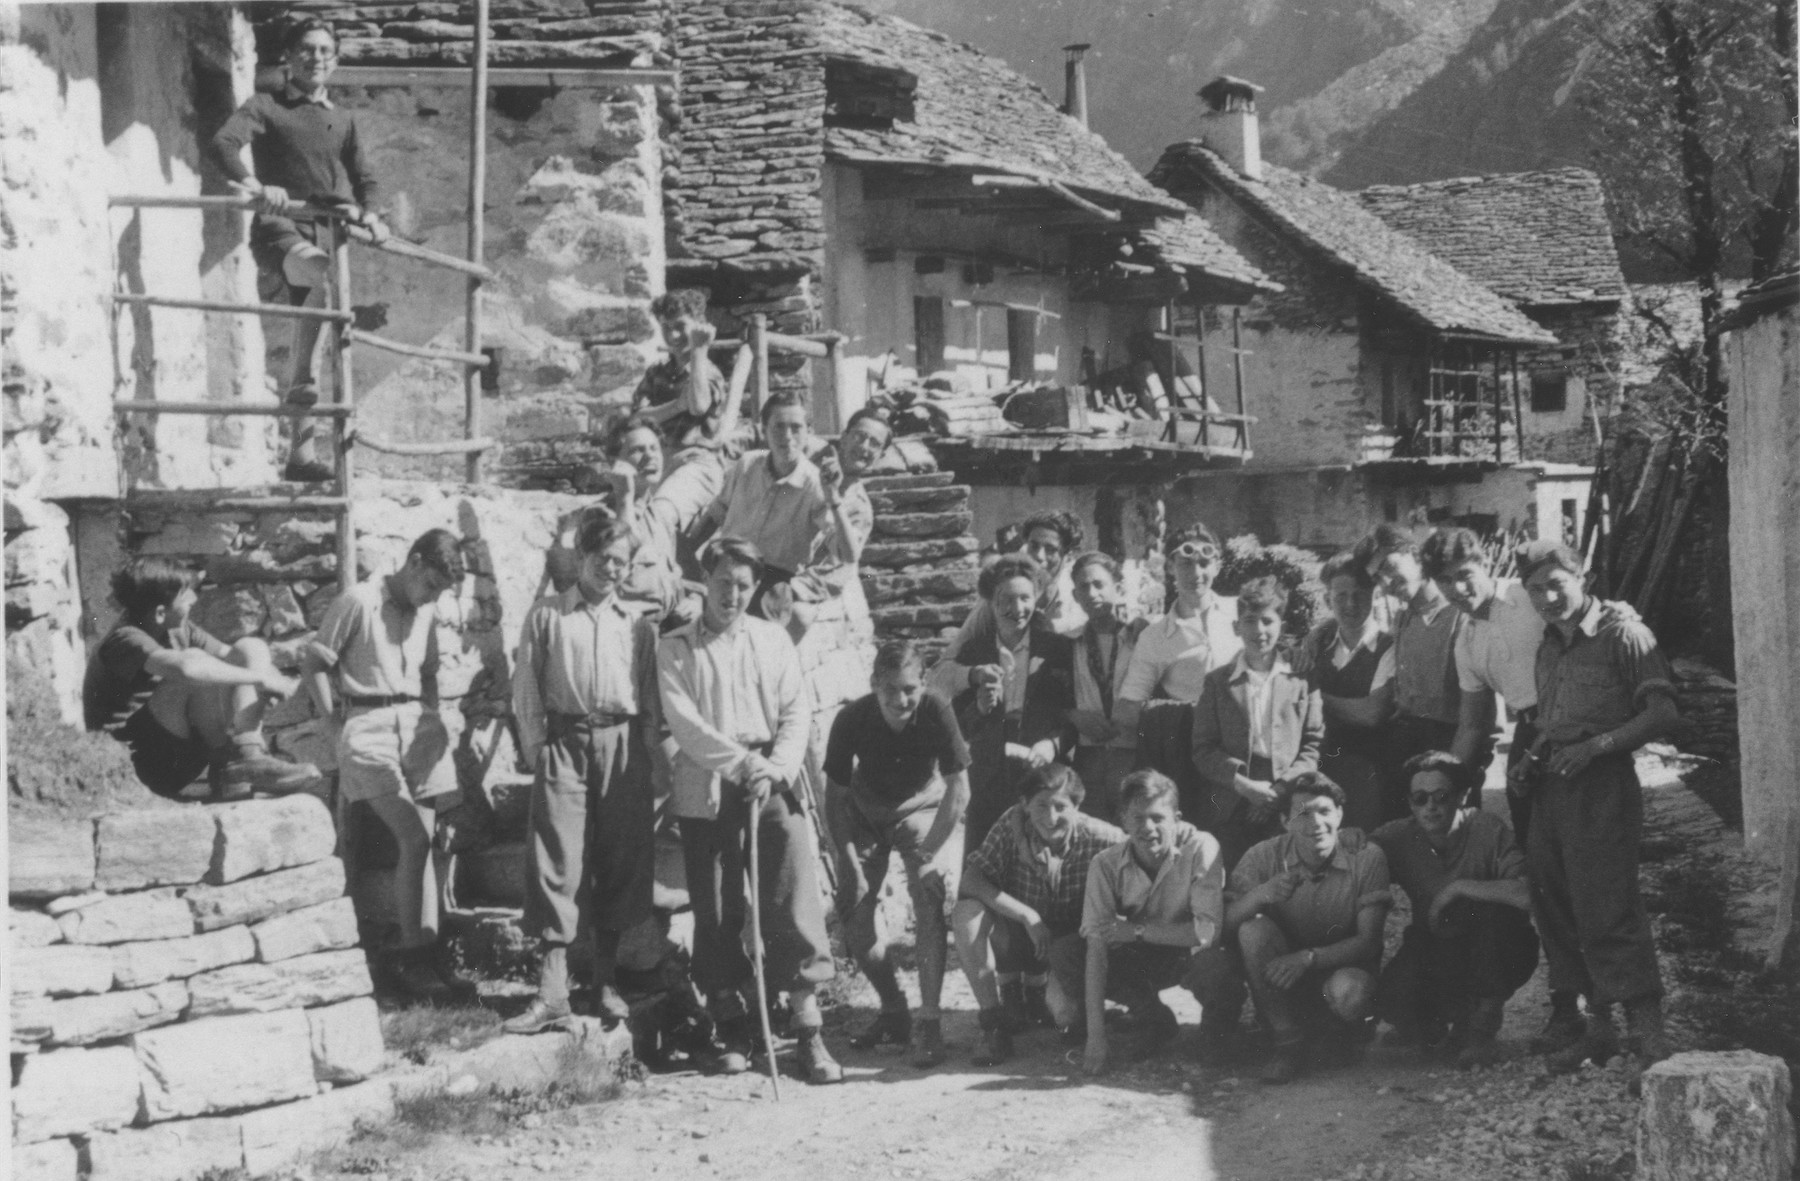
[802,479,874,590]
[1330,621,1397,686]
[923,575,1087,702]
[308,577,438,698]
[708,451,832,575]
[1081,822,1225,946]
[1072,617,1144,749]
[212,84,377,208]
[83,620,230,733]
[824,691,969,808]
[970,805,1125,933]
[1236,654,1285,760]
[1371,811,1524,925]
[1118,594,1242,703]
[1392,594,1463,723]
[513,589,659,758]
[1535,597,1676,747]
[1228,829,1390,952]
[656,613,811,819]
[1454,579,1545,711]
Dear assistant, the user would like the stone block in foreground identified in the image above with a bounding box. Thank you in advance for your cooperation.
[184,856,345,930]
[209,795,337,884]
[239,1079,395,1174]
[307,995,386,1082]
[251,895,360,962]
[11,906,64,947]
[12,1137,79,1181]
[133,1009,317,1122]
[186,948,372,1017]
[56,889,193,944]
[111,925,257,989]
[46,980,188,1046]
[11,1044,142,1142]
[94,808,217,890]
[9,816,96,899]
[1638,1049,1796,1181]
[85,1115,242,1181]
[12,942,115,996]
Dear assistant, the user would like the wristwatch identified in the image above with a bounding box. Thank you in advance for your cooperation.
[1131,922,1146,942]
[1305,949,1318,970]
[1595,732,1616,753]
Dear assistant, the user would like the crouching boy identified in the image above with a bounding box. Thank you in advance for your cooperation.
[1191,772,1391,1084]
[1372,752,1537,1067]
[507,513,661,1034]
[826,639,971,1069]
[1080,770,1224,1075]
[658,539,842,1084]
[955,763,1123,1066]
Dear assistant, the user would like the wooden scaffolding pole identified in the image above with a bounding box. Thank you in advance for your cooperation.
[331,222,359,592]
[463,0,491,484]
[1231,307,1249,454]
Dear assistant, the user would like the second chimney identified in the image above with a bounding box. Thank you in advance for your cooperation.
[1063,43,1090,128]
[1198,75,1263,180]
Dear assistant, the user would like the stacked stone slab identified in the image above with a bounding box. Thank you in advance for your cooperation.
[860,472,981,668]
[1671,656,1739,763]
[10,797,389,1181]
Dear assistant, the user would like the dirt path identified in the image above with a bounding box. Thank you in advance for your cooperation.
[323,752,1786,1181]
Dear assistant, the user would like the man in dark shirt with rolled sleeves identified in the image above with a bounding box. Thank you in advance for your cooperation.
[1516,540,1681,1088]
[212,18,386,481]
[825,640,971,1068]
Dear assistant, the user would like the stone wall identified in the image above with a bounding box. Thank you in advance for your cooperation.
[860,472,979,667]
[10,796,389,1181]
[1515,300,1625,466]
[1671,657,1739,765]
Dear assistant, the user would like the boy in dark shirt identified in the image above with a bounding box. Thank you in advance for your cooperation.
[212,18,386,481]
[826,640,971,1068]
[83,557,320,800]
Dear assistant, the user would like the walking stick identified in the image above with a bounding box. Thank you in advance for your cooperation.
[746,791,782,1101]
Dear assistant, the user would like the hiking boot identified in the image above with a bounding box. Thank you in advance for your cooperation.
[910,1017,946,1069]
[971,1009,1013,1067]
[1455,997,1506,1070]
[1544,1009,1619,1074]
[1383,1016,1446,1050]
[1059,1020,1089,1049]
[1024,983,1055,1028]
[503,997,574,1035]
[210,748,322,799]
[849,1009,912,1051]
[1530,991,1584,1054]
[1625,998,1673,1096]
[998,980,1031,1035]
[1260,1041,1304,1085]
[593,982,631,1026]
[794,1027,844,1085]
[1129,997,1179,1056]
[710,1015,753,1076]
[393,948,455,1004]
[1195,1020,1236,1065]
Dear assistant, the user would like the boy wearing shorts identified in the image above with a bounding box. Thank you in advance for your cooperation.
[301,529,464,999]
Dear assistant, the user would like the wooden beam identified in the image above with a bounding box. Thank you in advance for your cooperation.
[334,66,676,88]
[348,330,489,367]
[115,400,354,418]
[349,432,496,456]
[112,293,352,323]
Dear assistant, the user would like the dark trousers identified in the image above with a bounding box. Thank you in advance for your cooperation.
[1211,755,1282,870]
[1100,941,1202,1009]
[1383,715,1463,823]
[524,717,656,945]
[681,789,835,1004]
[1191,919,1378,1041]
[1502,715,1539,842]
[1527,751,1662,1005]
[1376,903,1539,1030]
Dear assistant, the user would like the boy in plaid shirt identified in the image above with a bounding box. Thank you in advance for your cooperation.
[953,763,1124,1065]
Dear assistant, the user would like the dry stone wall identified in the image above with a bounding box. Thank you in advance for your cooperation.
[9,796,390,1181]
[859,471,980,667]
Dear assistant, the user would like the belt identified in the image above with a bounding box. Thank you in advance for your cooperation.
[547,710,639,731]
[345,694,418,709]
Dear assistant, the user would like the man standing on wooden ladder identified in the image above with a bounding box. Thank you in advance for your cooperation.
[212,17,388,483]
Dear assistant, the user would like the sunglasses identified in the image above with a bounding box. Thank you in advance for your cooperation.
[1169,541,1219,563]
[1409,790,1458,809]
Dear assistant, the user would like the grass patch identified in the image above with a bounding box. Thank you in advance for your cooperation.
[381,1001,502,1066]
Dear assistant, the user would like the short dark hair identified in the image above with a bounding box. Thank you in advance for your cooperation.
[1354,523,1419,567]
[1018,762,1085,805]
[1068,550,1120,585]
[1277,771,1346,815]
[575,509,634,557]
[844,406,893,437]
[759,388,810,426]
[407,529,466,583]
[111,557,197,619]
[605,414,664,459]
[1020,510,1083,555]
[1164,521,1220,557]
[1319,550,1374,591]
[702,536,764,580]
[285,18,338,52]
[1236,575,1289,618]
[1403,750,1475,797]
[1515,539,1583,582]
[650,289,707,321]
[1420,527,1488,582]
[978,553,1044,600]
[1118,768,1180,817]
[871,639,923,681]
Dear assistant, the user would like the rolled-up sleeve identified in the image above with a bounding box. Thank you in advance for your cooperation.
[1186,832,1225,947]
[1355,845,1392,913]
[1610,619,1677,712]
[1080,850,1121,939]
[656,636,751,784]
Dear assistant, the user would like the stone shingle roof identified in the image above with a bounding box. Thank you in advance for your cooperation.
[1130,214,1281,295]
[818,5,1184,218]
[1152,144,1556,346]
[1357,169,1627,307]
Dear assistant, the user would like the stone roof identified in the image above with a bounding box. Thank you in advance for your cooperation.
[1357,169,1627,307]
[1130,214,1281,295]
[1152,144,1556,346]
[818,5,1185,218]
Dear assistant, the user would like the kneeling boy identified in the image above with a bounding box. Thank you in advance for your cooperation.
[826,639,971,1068]
[955,763,1123,1066]
[1080,770,1224,1075]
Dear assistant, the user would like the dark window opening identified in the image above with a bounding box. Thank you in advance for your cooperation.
[825,57,917,128]
[1531,369,1568,413]
[1007,309,1038,382]
[493,86,554,121]
[914,296,944,375]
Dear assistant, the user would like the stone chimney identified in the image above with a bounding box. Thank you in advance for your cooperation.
[1198,76,1264,180]
[1063,43,1090,128]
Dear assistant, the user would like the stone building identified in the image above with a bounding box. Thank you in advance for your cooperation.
[1149,78,1595,553]
[1359,168,1631,466]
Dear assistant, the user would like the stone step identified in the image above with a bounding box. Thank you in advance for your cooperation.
[861,568,980,606]
[868,510,973,540]
[871,602,977,630]
[862,536,979,569]
[868,485,970,513]
[863,471,953,490]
